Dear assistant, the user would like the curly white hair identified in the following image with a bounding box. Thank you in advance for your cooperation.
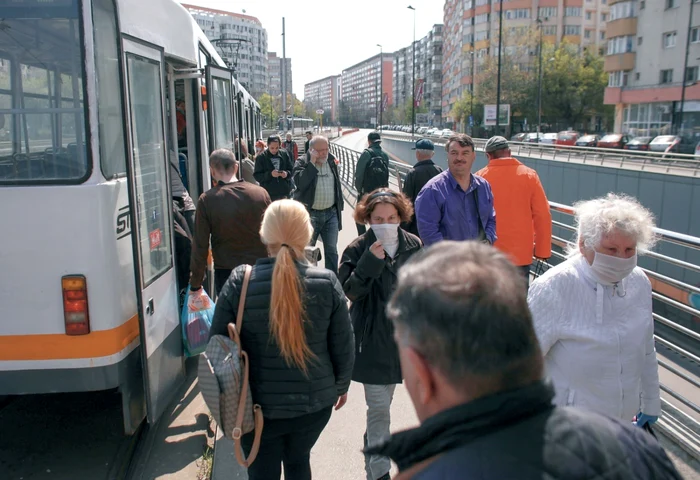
[571,193,658,254]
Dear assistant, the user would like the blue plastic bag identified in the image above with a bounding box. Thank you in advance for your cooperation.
[181,288,215,357]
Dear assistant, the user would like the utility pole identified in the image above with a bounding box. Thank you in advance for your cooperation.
[377,44,383,128]
[281,17,287,133]
[408,5,416,139]
[495,0,504,135]
[536,17,545,135]
[678,0,694,134]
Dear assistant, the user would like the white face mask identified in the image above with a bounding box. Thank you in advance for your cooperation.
[370,223,400,258]
[589,251,637,285]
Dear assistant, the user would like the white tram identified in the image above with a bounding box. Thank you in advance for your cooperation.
[0,0,261,433]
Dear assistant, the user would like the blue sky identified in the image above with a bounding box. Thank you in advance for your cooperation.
[183,0,444,99]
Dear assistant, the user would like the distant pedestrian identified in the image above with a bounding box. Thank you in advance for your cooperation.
[210,199,354,480]
[415,134,496,246]
[528,194,662,424]
[304,131,313,153]
[293,136,344,274]
[401,138,443,237]
[355,131,390,235]
[189,149,270,298]
[477,135,551,285]
[368,241,682,480]
[254,135,294,201]
[237,138,258,185]
[254,139,266,157]
[339,189,422,480]
[284,132,299,160]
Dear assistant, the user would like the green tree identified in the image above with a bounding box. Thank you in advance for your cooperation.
[450,90,478,132]
[258,93,278,128]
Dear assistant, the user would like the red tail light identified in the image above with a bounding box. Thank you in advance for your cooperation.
[62,275,90,335]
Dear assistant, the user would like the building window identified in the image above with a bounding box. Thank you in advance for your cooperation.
[666,0,677,8]
[564,25,582,35]
[474,13,489,24]
[585,30,592,39]
[636,72,640,80]
[607,36,634,54]
[586,11,592,20]
[610,1,637,20]
[638,36,643,45]
[565,7,582,16]
[542,25,557,35]
[692,27,700,43]
[601,31,606,40]
[608,71,628,87]
[663,32,677,48]
[660,69,673,83]
[601,13,608,21]
[686,66,699,83]
[506,9,530,19]
[538,7,557,18]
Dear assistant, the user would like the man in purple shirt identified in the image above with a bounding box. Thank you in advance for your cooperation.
[415,134,496,246]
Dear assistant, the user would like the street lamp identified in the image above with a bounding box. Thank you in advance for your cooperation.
[377,44,383,129]
[495,0,504,135]
[536,17,548,136]
[408,5,416,139]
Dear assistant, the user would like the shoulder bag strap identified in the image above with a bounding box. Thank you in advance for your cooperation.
[472,188,486,242]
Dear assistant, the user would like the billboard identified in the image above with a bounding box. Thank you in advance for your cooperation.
[382,92,389,112]
[483,104,511,126]
[415,79,425,107]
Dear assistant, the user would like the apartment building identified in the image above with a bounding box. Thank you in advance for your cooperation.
[183,4,268,99]
[393,24,444,126]
[304,75,342,122]
[604,0,700,135]
[442,0,609,126]
[267,52,293,98]
[341,53,394,126]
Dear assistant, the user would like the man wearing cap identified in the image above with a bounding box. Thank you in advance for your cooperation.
[477,136,551,285]
[401,138,443,237]
[354,131,390,234]
[415,134,496,247]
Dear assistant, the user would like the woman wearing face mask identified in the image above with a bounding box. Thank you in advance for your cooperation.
[528,193,661,428]
[338,188,422,480]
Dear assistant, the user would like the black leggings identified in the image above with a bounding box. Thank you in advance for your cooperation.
[241,407,332,480]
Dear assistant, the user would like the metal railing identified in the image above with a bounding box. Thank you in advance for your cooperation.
[378,131,700,176]
[330,141,700,459]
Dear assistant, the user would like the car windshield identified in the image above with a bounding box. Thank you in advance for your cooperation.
[629,137,651,144]
[579,136,595,142]
[558,133,576,140]
[652,136,676,143]
[600,135,621,142]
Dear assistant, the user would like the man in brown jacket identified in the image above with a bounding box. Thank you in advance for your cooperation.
[189,149,271,304]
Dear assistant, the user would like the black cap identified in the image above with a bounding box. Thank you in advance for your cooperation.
[368,132,381,142]
[411,138,434,151]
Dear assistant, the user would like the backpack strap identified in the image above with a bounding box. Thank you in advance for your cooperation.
[225,265,263,467]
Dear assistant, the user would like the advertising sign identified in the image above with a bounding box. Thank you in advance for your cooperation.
[483,104,511,126]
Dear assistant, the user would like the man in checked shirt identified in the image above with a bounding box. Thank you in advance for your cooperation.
[293,136,344,275]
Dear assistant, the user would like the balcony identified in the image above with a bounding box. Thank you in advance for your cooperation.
[607,18,638,38]
[604,52,636,72]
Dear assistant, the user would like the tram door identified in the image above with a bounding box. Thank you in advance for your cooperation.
[205,65,236,153]
[122,38,184,424]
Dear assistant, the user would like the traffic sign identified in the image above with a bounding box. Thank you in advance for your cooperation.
[316,109,324,115]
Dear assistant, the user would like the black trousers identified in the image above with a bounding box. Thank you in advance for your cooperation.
[241,407,333,480]
[214,268,233,297]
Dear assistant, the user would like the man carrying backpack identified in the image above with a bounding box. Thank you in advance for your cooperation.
[354,131,390,234]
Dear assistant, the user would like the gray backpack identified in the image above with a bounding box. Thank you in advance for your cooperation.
[198,265,263,467]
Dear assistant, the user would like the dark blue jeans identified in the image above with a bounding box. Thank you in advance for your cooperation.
[309,205,339,275]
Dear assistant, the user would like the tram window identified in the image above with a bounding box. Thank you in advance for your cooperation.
[94,0,127,179]
[211,78,234,150]
[0,2,89,183]
[126,54,173,286]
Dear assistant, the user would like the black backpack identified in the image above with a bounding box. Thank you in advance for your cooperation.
[362,149,389,194]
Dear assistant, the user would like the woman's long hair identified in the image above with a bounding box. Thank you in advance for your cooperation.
[260,200,315,373]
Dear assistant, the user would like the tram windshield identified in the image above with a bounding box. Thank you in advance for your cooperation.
[0,0,88,183]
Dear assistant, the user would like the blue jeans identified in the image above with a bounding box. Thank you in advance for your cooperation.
[309,205,339,275]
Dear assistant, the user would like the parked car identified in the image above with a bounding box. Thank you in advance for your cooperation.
[510,133,527,142]
[540,133,559,145]
[624,136,653,151]
[523,132,544,143]
[555,131,580,146]
[597,134,630,149]
[440,129,456,138]
[575,135,600,147]
[649,135,697,155]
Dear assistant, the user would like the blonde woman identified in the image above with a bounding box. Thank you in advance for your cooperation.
[209,199,355,480]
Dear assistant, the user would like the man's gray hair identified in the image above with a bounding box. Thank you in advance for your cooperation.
[415,149,434,159]
[571,193,658,255]
[209,148,238,172]
[387,242,543,391]
[310,135,328,148]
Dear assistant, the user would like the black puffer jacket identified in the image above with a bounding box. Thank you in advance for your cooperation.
[368,381,682,480]
[338,228,422,385]
[209,258,355,419]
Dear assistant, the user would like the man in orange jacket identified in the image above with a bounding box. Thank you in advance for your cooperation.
[477,136,551,287]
